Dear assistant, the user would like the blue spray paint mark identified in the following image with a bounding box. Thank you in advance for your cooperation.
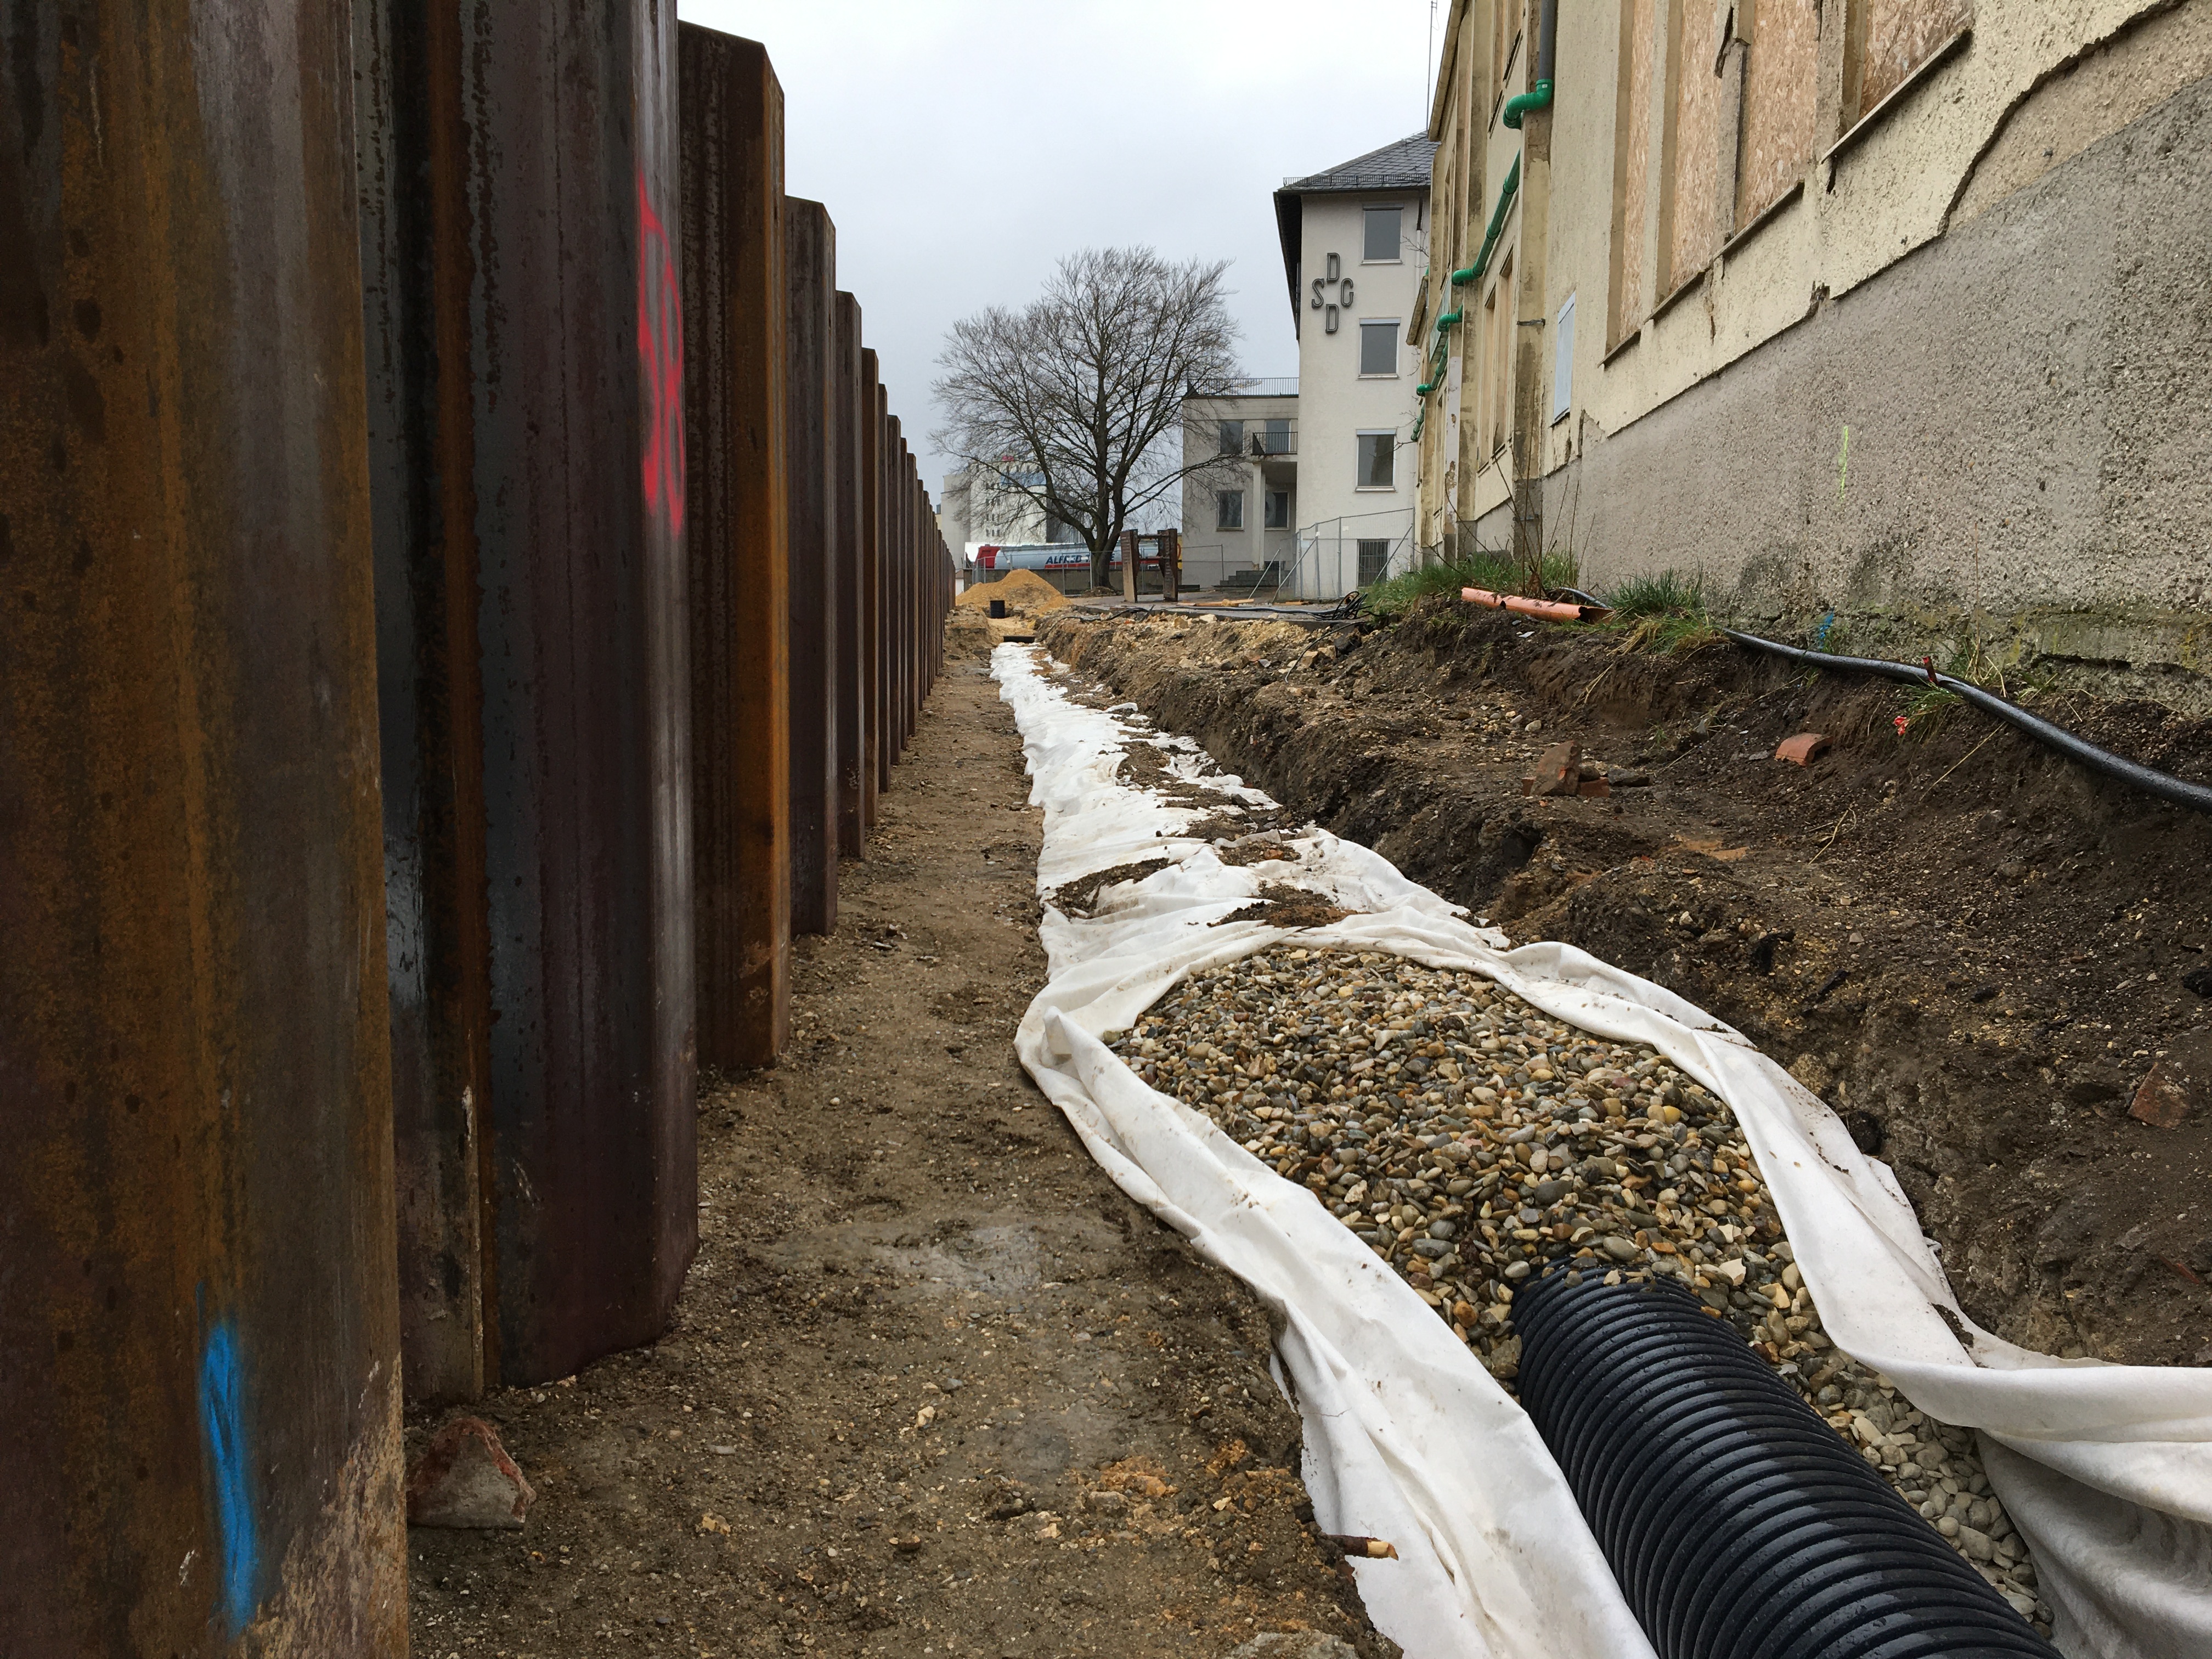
[198,1318,257,1636]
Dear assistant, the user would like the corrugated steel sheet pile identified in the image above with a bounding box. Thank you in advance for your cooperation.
[0,10,952,1650]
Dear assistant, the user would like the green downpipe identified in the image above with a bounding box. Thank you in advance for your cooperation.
[1502,78,1553,129]
[1421,1,1554,405]
[1419,149,1520,394]
[1505,0,1560,132]
[1449,154,1521,290]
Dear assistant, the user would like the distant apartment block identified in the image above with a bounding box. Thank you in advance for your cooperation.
[1181,133,1438,599]
[938,462,1058,583]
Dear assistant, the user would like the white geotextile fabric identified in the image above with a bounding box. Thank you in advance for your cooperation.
[994,642,2212,1659]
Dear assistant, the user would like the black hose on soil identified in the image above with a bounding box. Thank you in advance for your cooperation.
[1722,628,2212,815]
[1513,1268,2059,1659]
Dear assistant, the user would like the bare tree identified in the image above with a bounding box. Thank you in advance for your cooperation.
[935,247,1245,589]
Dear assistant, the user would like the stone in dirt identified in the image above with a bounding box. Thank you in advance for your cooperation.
[2129,1032,2212,1128]
[1228,1634,1362,1659]
[1775,732,1831,765]
[406,1415,535,1529]
[1523,741,1581,797]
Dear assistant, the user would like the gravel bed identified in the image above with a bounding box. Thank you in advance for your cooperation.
[1106,944,2051,1628]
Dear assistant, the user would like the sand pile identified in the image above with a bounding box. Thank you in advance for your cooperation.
[955,567,1070,613]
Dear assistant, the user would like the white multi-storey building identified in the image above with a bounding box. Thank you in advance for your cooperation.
[1176,377,1299,594]
[1181,134,1436,599]
[938,463,1057,581]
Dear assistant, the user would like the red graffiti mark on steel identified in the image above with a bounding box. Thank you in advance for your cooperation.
[637,172,686,534]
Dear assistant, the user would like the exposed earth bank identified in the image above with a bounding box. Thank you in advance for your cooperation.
[405,643,1396,1659]
[1036,600,2212,1372]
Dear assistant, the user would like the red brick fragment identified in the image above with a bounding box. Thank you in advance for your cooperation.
[2131,1063,2193,1128]
[1775,732,1831,765]
[1577,778,1611,798]
[2129,1033,2211,1128]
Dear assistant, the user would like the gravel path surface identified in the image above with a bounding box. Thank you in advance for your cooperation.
[1108,945,2051,1628]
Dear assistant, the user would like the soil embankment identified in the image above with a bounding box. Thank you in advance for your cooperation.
[405,641,1395,1658]
[1036,600,2212,1371]
[949,569,1071,657]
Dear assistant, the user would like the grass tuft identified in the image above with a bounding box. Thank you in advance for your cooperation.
[1897,684,1963,741]
[1894,622,2052,737]
[1599,569,1719,654]
[1607,570,1705,619]
[1361,548,1577,621]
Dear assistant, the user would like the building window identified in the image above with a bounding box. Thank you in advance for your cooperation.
[1262,416,1291,454]
[1362,205,1402,263]
[1357,539,1391,585]
[1217,490,1245,529]
[1265,489,1289,529]
[1355,431,1395,489]
[1217,420,1244,456]
[1359,320,1400,377]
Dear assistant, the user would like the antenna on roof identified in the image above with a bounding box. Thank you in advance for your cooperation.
[1426,0,1437,126]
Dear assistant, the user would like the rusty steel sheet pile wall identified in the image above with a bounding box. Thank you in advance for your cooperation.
[860,356,886,827]
[358,0,697,1394]
[888,416,910,766]
[878,397,899,795]
[681,24,793,1073]
[353,0,494,1408]
[0,4,405,1651]
[785,198,839,937]
[833,295,866,858]
[3,9,955,1639]
[681,25,950,1058]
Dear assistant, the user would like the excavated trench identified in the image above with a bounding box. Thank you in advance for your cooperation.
[1020,647,2057,1632]
[1034,600,2212,1381]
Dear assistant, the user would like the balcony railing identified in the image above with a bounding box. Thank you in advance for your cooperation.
[1212,421,1298,459]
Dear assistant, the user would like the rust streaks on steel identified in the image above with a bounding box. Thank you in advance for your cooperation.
[833,293,867,859]
[680,22,791,1069]
[784,197,838,936]
[355,0,498,1406]
[360,0,697,1391]
[1,1,404,1646]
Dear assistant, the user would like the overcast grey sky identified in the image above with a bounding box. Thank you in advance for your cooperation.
[678,1,1439,499]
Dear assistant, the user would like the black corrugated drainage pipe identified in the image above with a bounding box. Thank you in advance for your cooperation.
[1723,628,2212,815]
[1513,1267,2061,1659]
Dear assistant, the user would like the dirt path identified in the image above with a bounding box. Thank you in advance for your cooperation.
[405,646,1394,1659]
[1036,603,2212,1374]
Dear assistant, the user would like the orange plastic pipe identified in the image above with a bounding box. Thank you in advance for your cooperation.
[1460,586,1606,622]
